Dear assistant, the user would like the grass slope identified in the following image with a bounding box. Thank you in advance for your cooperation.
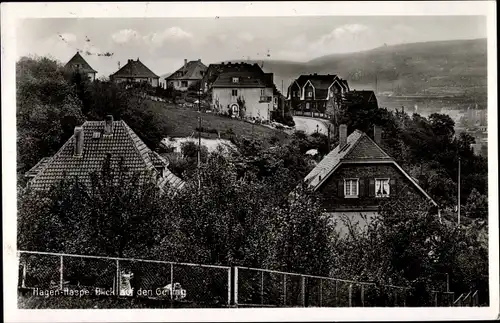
[147,100,289,144]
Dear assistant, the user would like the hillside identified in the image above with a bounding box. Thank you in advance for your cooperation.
[232,39,487,98]
[146,99,289,144]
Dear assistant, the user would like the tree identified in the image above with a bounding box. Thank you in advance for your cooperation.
[17,56,85,175]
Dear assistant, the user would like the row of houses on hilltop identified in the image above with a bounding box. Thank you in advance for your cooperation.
[65,53,283,122]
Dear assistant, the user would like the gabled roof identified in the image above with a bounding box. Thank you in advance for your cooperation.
[111,59,159,79]
[212,72,271,88]
[166,60,208,80]
[26,119,184,192]
[304,129,437,206]
[65,52,97,73]
[343,90,378,106]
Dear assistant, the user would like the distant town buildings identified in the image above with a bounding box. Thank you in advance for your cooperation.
[110,58,160,87]
[166,59,207,91]
[65,52,97,81]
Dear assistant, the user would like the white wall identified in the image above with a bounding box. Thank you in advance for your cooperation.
[212,87,274,121]
[168,79,198,91]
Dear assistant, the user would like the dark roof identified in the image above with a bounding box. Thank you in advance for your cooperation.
[111,59,159,79]
[303,129,437,206]
[204,62,265,85]
[26,119,184,192]
[212,72,272,88]
[65,52,97,73]
[166,60,207,80]
[343,90,378,106]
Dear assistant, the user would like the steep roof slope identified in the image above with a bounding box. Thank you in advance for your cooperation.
[27,120,184,192]
[166,60,207,80]
[304,129,437,206]
[65,52,97,73]
[111,59,159,78]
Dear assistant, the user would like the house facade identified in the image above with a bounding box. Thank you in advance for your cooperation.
[65,52,97,81]
[26,116,184,193]
[304,124,439,232]
[211,70,275,121]
[110,58,160,87]
[166,59,207,91]
[287,74,350,116]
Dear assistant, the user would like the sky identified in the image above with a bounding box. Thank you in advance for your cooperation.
[16,16,486,78]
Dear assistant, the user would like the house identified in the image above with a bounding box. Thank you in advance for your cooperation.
[303,124,439,232]
[203,62,265,93]
[211,68,276,121]
[25,115,184,192]
[65,52,97,81]
[165,59,207,91]
[342,90,378,109]
[286,74,350,116]
[110,58,160,87]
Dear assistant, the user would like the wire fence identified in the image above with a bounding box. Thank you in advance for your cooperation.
[235,267,410,307]
[17,250,231,307]
[17,250,478,308]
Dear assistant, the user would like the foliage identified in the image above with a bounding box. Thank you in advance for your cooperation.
[330,195,489,305]
[16,57,85,174]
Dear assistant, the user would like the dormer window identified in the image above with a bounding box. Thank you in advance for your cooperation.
[232,77,239,84]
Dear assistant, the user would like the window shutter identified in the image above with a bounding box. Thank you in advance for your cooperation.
[390,179,396,196]
[369,179,375,196]
[359,178,365,197]
[338,180,344,197]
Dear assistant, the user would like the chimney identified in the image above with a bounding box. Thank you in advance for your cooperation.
[198,59,201,62]
[184,59,188,70]
[74,126,84,157]
[339,124,347,149]
[104,115,114,135]
[374,125,382,145]
[128,59,132,63]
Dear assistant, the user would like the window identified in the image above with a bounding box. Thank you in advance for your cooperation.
[261,89,265,96]
[375,178,390,197]
[232,77,239,83]
[307,91,313,98]
[274,96,278,104]
[232,89,238,97]
[181,81,188,87]
[293,91,298,97]
[344,178,359,197]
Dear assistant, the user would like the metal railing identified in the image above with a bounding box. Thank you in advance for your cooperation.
[17,250,231,307]
[234,266,410,307]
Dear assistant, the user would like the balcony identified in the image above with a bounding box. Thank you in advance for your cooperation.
[259,96,272,103]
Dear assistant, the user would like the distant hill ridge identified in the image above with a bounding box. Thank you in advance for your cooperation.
[161,38,486,96]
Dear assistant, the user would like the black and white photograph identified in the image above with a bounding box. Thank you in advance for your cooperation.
[2,1,498,321]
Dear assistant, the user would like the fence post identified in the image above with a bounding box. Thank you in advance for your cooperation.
[335,280,338,306]
[301,276,306,307]
[227,268,231,306]
[22,262,27,288]
[319,279,323,307]
[234,267,238,307]
[115,259,120,296]
[361,284,364,307]
[434,291,438,307]
[348,284,353,307]
[59,255,64,290]
[261,271,264,305]
[283,274,287,306]
[170,263,174,306]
